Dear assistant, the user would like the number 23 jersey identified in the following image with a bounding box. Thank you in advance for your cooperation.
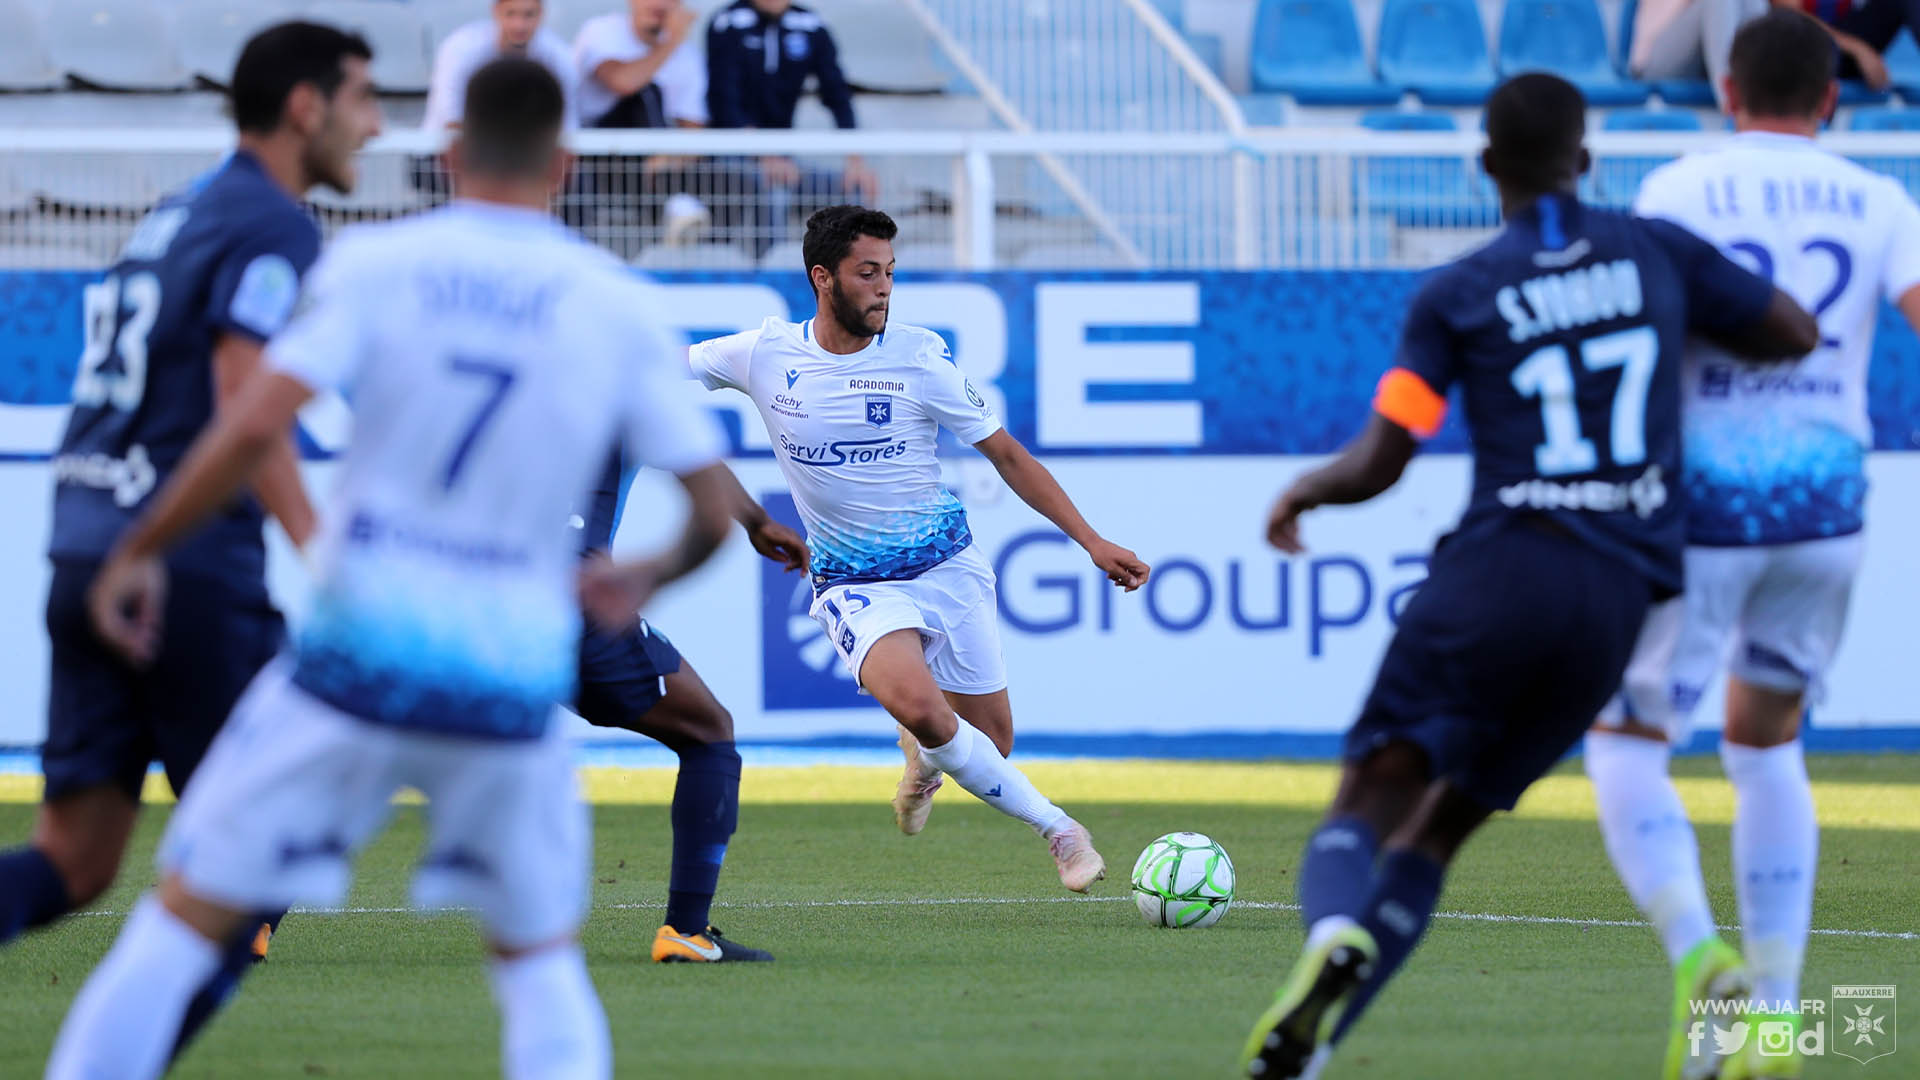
[1636,131,1920,545]
[691,317,1001,590]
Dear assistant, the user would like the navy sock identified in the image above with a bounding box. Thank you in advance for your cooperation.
[0,845,73,944]
[1332,849,1445,1044]
[665,741,740,935]
[1297,815,1378,929]
[171,911,282,1063]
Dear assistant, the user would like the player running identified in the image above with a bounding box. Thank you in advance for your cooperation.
[689,205,1149,892]
[568,448,800,963]
[0,14,380,1045]
[1583,13,1920,1079]
[44,57,735,1080]
[1236,73,1817,1080]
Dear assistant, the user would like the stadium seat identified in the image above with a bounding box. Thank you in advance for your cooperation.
[1355,110,1496,226]
[0,0,61,90]
[168,0,301,88]
[1888,30,1920,96]
[305,1,431,94]
[889,242,958,270]
[633,243,758,271]
[1376,0,1497,105]
[1011,242,1136,269]
[1498,0,1648,106]
[44,0,192,91]
[1837,82,1893,106]
[1238,94,1288,127]
[1602,108,1702,131]
[1250,0,1399,105]
[757,239,805,271]
[1851,107,1920,132]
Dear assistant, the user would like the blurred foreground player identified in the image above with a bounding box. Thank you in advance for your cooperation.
[1237,73,1817,1079]
[1586,13,1920,1078]
[0,15,380,1050]
[45,57,735,1080]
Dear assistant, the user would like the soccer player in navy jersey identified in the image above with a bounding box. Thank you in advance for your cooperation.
[1236,74,1819,1079]
[0,15,381,1048]
[569,449,803,963]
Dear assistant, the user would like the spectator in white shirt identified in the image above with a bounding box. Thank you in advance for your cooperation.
[424,0,580,131]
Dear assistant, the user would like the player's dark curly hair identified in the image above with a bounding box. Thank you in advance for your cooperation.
[802,205,898,290]
[230,21,372,134]
[1730,10,1838,119]
[1483,72,1588,194]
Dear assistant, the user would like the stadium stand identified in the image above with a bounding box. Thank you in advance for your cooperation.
[45,0,191,91]
[1249,0,1399,105]
[168,1,304,89]
[1376,0,1497,106]
[304,0,433,94]
[0,0,61,91]
[1852,106,1920,133]
[1497,0,1645,106]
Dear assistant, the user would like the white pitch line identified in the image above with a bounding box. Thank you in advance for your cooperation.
[70,895,1919,941]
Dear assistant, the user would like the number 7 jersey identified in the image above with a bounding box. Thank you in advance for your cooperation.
[1374,192,1775,595]
[1635,131,1920,545]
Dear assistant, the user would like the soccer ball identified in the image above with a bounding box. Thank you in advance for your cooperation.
[1130,832,1235,928]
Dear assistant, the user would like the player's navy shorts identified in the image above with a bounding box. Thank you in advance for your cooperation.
[42,558,284,802]
[573,620,683,728]
[1347,518,1655,811]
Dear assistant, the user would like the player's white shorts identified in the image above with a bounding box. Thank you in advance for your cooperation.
[1597,534,1865,741]
[159,658,589,950]
[808,543,1008,695]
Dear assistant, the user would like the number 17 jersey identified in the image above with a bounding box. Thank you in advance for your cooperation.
[1636,131,1920,546]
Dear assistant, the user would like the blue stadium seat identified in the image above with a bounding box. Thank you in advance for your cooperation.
[1837,82,1893,106]
[1377,0,1497,105]
[1239,94,1289,127]
[1888,30,1920,95]
[1851,107,1920,132]
[1251,0,1400,105]
[1499,0,1648,105]
[1602,108,1702,131]
[1356,110,1497,226]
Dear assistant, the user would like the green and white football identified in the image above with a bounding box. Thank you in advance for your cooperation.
[1130,831,1235,928]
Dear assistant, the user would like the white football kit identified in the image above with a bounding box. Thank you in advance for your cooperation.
[691,316,1009,693]
[161,203,724,947]
[1604,132,1920,737]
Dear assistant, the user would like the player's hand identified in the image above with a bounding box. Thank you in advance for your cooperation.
[748,520,809,573]
[1266,490,1310,554]
[577,552,663,630]
[88,554,168,667]
[1087,539,1149,591]
[844,158,879,204]
[760,156,802,188]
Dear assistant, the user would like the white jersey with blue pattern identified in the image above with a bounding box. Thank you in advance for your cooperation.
[267,203,725,741]
[692,317,1000,589]
[1636,131,1920,546]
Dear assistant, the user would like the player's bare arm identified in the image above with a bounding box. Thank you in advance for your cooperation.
[718,463,808,573]
[90,370,316,665]
[972,428,1149,591]
[1266,414,1418,554]
[579,461,737,628]
[213,333,317,547]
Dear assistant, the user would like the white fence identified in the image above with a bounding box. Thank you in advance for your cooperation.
[7,129,1920,270]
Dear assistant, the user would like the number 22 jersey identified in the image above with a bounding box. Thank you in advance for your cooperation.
[1636,131,1920,546]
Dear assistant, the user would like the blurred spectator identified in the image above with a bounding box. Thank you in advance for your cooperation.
[706,0,877,240]
[424,0,579,132]
[1629,0,1769,102]
[573,0,719,244]
[1786,0,1918,92]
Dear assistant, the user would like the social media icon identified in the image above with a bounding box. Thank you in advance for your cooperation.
[1756,1021,1795,1057]
[1712,1022,1751,1056]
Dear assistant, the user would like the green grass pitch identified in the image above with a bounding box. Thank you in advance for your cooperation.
[1,755,1915,1078]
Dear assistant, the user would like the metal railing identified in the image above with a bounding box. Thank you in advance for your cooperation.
[6,128,1920,271]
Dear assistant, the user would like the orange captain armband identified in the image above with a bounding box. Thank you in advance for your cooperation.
[1372,367,1447,440]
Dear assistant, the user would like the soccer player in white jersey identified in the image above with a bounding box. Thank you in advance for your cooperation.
[44,59,736,1080]
[691,206,1150,891]
[1585,13,1920,1079]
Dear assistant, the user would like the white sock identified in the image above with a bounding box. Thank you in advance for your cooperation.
[46,894,222,1080]
[489,944,610,1080]
[1584,731,1717,966]
[917,721,1070,837]
[1721,739,1818,1009]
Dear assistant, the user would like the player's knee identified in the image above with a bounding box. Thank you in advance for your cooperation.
[1723,679,1803,747]
[892,695,958,746]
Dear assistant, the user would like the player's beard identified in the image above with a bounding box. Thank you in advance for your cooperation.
[827,278,886,342]
[304,112,358,196]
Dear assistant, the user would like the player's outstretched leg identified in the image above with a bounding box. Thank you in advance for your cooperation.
[890,724,943,836]
[1585,725,1740,1080]
[861,630,1104,891]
